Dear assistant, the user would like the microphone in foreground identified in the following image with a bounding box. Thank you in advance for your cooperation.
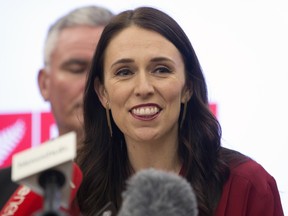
[0,163,82,216]
[1,132,82,216]
[117,168,198,216]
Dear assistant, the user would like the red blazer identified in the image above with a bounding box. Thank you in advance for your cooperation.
[70,157,285,216]
[215,159,284,216]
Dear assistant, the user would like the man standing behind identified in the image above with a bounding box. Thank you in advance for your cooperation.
[38,5,114,148]
[0,5,114,210]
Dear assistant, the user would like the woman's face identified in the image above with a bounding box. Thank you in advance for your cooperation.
[96,26,191,143]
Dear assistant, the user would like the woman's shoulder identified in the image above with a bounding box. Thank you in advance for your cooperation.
[231,157,275,185]
[221,147,277,193]
[216,147,284,215]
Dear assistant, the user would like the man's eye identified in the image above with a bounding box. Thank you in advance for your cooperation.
[62,60,89,74]
[66,65,87,74]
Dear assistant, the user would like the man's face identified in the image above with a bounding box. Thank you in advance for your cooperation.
[38,26,104,138]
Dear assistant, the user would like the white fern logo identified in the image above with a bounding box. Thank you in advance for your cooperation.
[0,119,26,166]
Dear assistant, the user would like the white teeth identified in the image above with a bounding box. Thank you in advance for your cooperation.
[132,107,159,116]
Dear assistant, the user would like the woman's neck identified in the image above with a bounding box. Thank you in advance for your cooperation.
[126,137,182,174]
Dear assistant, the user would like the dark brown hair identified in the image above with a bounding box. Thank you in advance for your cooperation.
[77,6,231,216]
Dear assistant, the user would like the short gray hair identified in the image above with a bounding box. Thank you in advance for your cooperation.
[44,5,114,65]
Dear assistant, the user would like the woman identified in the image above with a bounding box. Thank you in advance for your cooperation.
[76,7,284,216]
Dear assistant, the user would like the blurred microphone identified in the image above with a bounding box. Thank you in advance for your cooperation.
[0,132,82,216]
[117,168,198,216]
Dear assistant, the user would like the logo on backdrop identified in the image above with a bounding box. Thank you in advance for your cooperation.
[0,114,31,168]
[0,112,56,168]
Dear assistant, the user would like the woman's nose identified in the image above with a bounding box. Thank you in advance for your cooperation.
[134,72,154,97]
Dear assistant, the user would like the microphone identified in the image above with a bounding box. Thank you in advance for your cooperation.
[117,168,198,216]
[1,132,82,216]
[0,163,82,216]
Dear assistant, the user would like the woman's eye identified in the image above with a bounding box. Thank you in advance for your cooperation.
[154,66,171,74]
[115,68,133,76]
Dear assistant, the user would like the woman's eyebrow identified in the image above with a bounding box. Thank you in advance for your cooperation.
[150,57,174,63]
[111,58,134,68]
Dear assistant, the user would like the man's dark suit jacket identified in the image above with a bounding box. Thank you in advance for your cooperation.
[0,167,19,209]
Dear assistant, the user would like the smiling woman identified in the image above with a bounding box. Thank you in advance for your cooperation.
[95,26,189,144]
[75,6,284,216]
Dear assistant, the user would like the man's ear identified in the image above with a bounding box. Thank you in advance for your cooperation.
[94,78,108,107]
[38,68,50,101]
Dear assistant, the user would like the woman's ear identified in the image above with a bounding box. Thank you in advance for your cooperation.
[181,84,193,103]
[94,78,108,107]
[38,68,50,101]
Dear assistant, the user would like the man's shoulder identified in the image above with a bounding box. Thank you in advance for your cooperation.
[0,166,19,209]
[0,166,13,185]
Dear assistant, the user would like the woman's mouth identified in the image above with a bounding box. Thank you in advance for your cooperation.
[130,105,161,120]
